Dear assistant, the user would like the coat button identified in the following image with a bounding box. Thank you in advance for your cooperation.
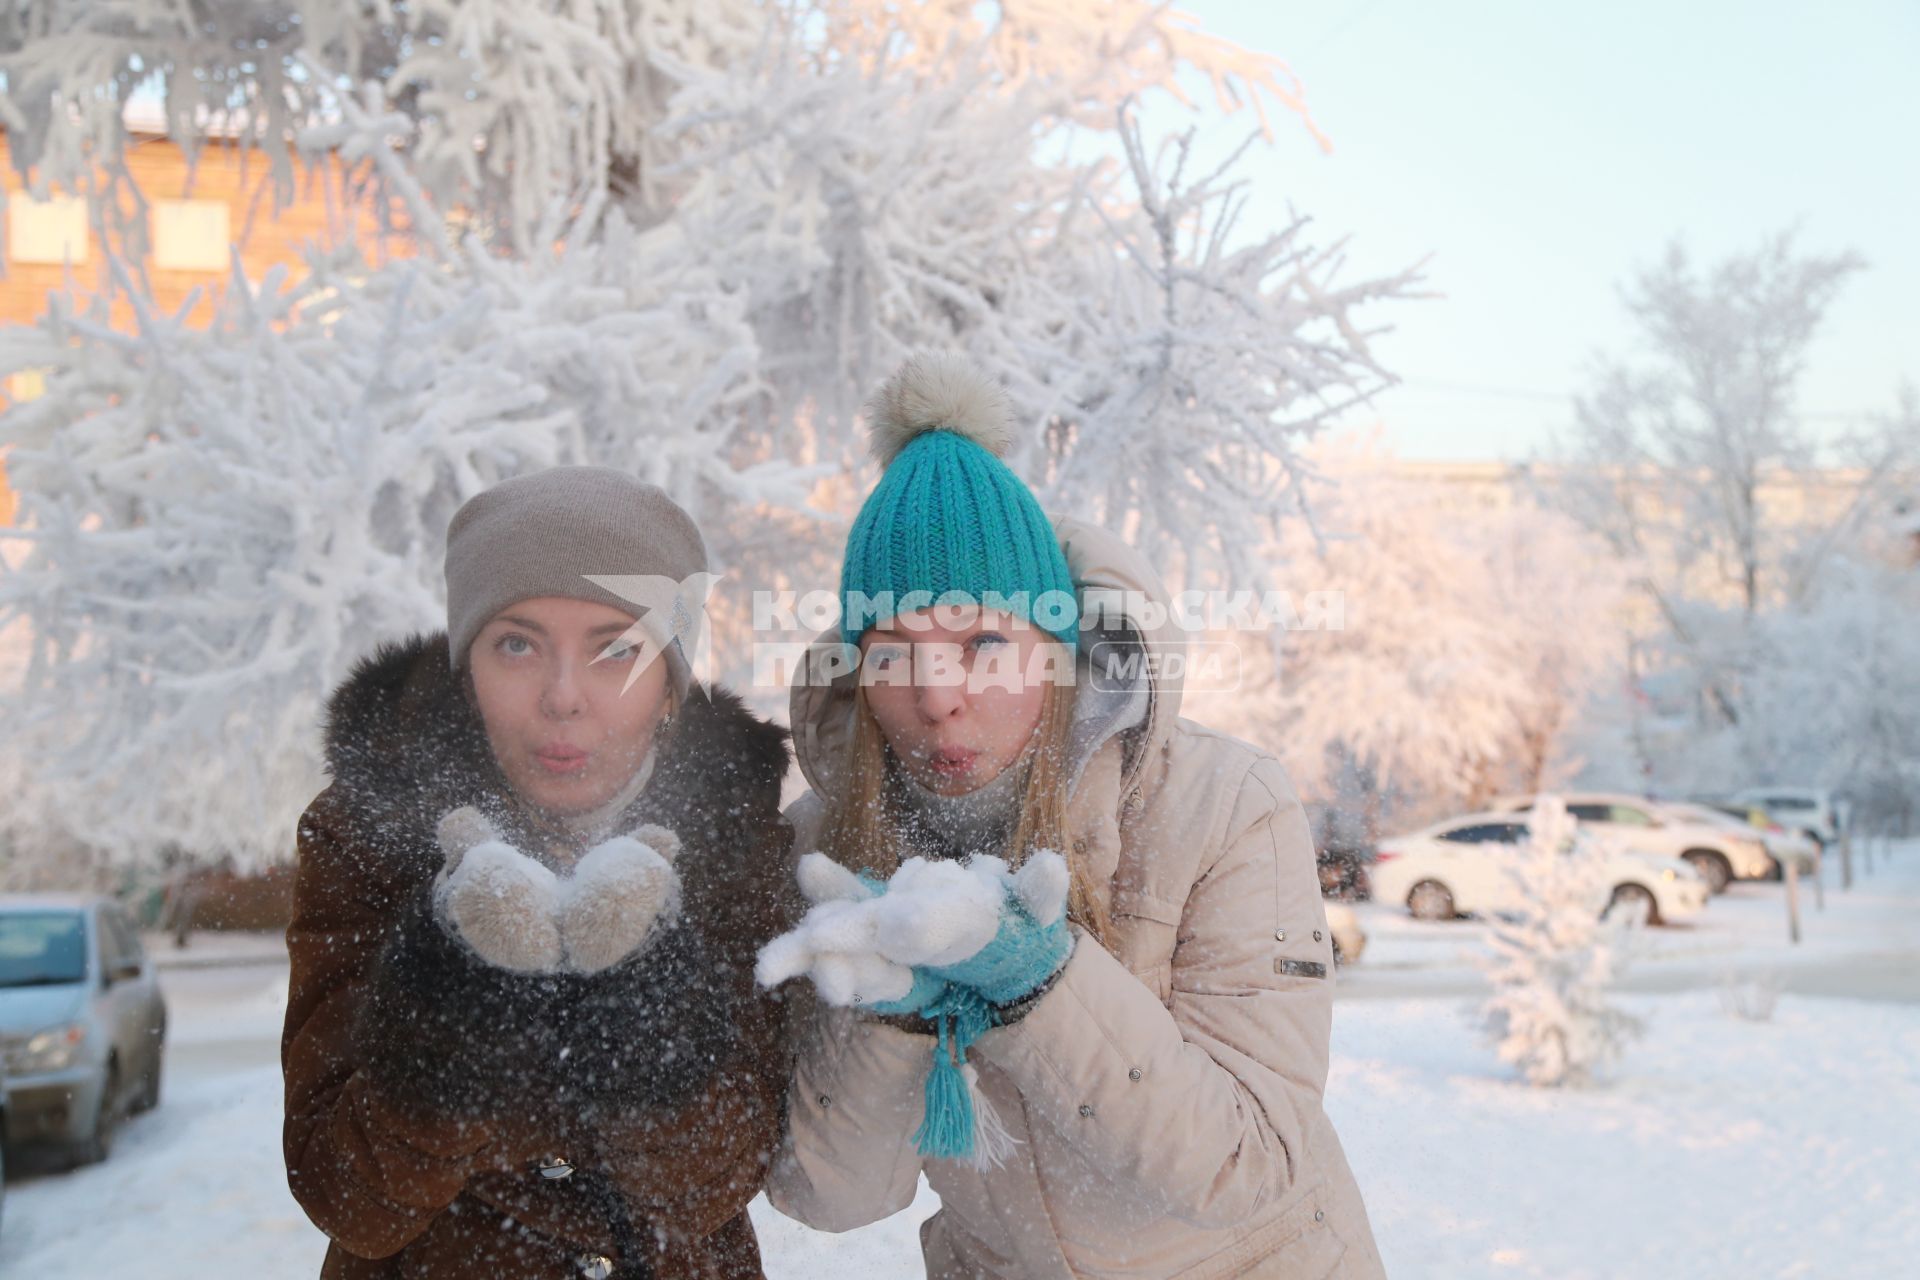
[818,1094,832,1109]
[1078,1103,1095,1118]
[1274,929,1286,942]
[1314,1209,1326,1223]
[1313,930,1323,942]
[576,1255,614,1279]
[1128,1067,1142,1082]
[536,1157,574,1181]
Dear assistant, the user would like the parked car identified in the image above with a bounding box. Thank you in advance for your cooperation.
[0,1058,8,1232]
[1676,800,1821,877]
[1371,812,1708,926]
[0,896,167,1167]
[1323,901,1366,964]
[1490,792,1770,895]
[1700,800,1782,832]
[1727,786,1848,849]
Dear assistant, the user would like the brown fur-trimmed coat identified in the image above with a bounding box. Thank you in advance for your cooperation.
[281,632,797,1279]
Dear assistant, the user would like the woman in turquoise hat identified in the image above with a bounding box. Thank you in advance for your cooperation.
[760,354,1385,1278]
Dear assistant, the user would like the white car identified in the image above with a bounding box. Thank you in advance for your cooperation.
[1371,812,1709,926]
[1664,800,1820,878]
[1728,786,1847,849]
[1491,792,1771,895]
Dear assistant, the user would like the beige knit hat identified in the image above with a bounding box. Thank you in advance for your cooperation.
[443,466,709,699]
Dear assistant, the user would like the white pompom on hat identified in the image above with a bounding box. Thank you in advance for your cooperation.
[865,351,1018,467]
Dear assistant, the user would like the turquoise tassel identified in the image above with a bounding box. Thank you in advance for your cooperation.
[855,869,1046,1162]
[913,989,998,1160]
[914,1014,977,1160]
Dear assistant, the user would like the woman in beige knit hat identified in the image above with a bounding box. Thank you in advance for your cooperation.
[281,466,798,1279]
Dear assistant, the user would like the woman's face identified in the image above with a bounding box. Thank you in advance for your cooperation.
[859,606,1064,797]
[468,597,671,816]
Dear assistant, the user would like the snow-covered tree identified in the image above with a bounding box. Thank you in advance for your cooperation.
[0,213,815,870]
[0,2,1416,871]
[1555,233,1919,799]
[1582,408,1920,797]
[1184,437,1629,833]
[1462,489,1635,804]
[1560,231,1866,618]
[1027,116,1414,591]
[1478,795,1642,1088]
[1693,535,1920,802]
[1267,459,1536,808]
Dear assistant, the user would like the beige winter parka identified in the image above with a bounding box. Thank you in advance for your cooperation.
[769,516,1386,1279]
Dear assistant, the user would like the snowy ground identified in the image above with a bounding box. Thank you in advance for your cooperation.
[4,843,1914,1277]
[1331,994,1919,1278]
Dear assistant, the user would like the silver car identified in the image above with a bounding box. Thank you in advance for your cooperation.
[0,1056,8,1230]
[1728,786,1848,849]
[0,895,167,1166]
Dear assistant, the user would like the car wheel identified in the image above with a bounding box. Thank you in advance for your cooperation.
[1682,850,1732,895]
[70,1063,120,1168]
[133,1048,163,1114]
[1407,880,1456,921]
[1607,882,1661,926]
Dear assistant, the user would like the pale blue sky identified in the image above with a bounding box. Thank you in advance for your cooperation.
[1155,0,1918,460]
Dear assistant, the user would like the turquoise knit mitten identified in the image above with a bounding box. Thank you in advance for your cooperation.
[867,967,950,1017]
[927,891,1072,1006]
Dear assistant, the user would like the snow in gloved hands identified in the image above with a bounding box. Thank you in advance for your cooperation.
[754,849,1068,1006]
[756,850,1072,1168]
[433,804,683,975]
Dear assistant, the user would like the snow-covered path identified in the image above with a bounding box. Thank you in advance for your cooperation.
[0,963,935,1278]
[9,984,1915,1279]
[3,843,1913,1277]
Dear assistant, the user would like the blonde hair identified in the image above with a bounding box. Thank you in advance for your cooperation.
[821,657,1112,945]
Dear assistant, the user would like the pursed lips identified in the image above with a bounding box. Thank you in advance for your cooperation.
[926,746,979,776]
[534,743,590,774]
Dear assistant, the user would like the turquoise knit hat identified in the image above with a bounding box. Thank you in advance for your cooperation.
[840,354,1078,649]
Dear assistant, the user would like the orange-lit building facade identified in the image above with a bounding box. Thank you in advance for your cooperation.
[1,126,404,523]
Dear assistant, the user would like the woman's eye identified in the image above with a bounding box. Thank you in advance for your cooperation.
[600,638,638,662]
[969,633,1007,652]
[496,634,533,657]
[870,646,905,668]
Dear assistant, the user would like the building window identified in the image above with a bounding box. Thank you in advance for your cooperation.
[5,370,46,403]
[153,199,230,272]
[6,196,90,265]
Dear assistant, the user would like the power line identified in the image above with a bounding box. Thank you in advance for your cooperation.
[1391,379,1884,422]
[1302,0,1396,59]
